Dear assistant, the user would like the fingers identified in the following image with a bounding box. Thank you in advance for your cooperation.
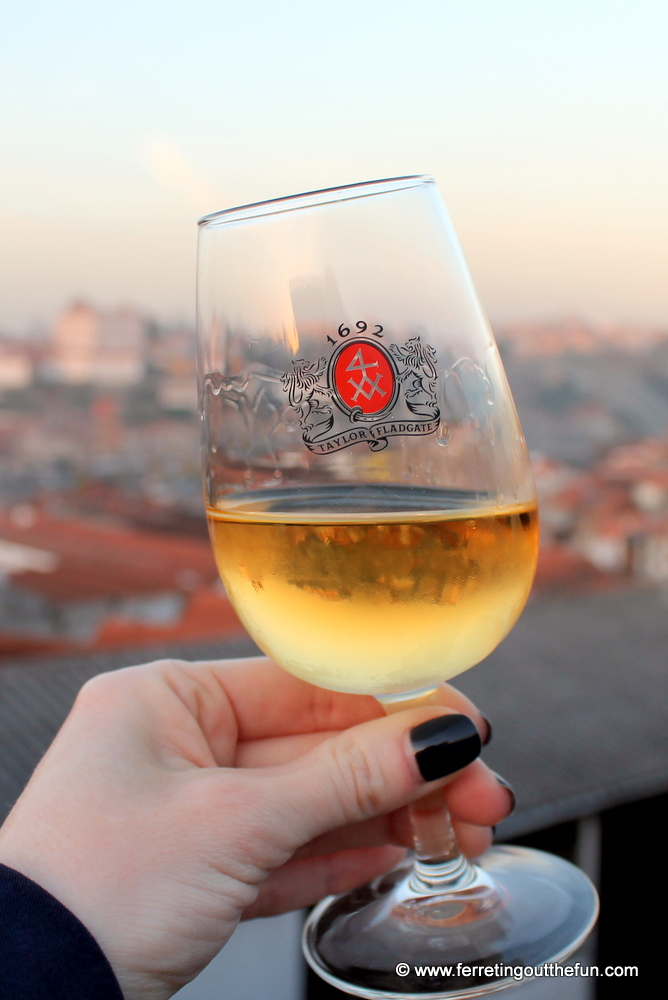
[232,698,489,771]
[242,846,407,920]
[184,657,491,745]
[190,656,383,740]
[445,760,514,826]
[453,820,494,858]
[234,731,336,768]
[69,661,240,770]
[74,654,493,768]
[291,813,410,860]
[289,759,511,863]
[101,657,491,774]
[244,820,493,921]
[254,707,483,852]
[74,662,506,837]
[430,685,491,748]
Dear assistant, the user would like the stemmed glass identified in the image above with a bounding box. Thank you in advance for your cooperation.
[196,176,598,998]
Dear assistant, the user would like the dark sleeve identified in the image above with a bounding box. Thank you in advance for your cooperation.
[0,863,124,1000]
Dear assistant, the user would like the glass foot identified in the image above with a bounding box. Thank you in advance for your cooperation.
[303,846,599,998]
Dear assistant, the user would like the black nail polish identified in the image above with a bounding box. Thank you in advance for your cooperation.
[491,771,517,816]
[410,714,481,782]
[480,713,493,746]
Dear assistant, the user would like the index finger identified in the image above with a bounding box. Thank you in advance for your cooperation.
[187,656,489,742]
[189,656,382,739]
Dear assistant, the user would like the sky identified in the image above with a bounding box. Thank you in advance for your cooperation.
[1,1,666,331]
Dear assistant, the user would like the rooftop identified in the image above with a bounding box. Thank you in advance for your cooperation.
[0,509,218,602]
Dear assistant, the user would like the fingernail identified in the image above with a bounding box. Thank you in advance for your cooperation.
[491,771,516,816]
[410,714,481,782]
[480,713,493,746]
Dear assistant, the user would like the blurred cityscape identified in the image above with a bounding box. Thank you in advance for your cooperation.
[1,304,668,660]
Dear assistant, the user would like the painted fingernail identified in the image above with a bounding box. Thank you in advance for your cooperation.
[410,714,481,782]
[491,771,516,816]
[480,713,493,746]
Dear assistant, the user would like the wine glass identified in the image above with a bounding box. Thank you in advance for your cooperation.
[196,176,598,998]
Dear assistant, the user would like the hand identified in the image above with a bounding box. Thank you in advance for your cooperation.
[0,657,512,999]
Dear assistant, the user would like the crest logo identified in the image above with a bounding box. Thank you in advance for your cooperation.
[280,323,441,455]
[332,340,397,417]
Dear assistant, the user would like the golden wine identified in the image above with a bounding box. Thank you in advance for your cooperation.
[207,487,539,696]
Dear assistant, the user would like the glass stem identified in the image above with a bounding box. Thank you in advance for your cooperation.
[381,691,475,894]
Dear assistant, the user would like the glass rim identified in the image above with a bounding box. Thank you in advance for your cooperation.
[197,174,435,227]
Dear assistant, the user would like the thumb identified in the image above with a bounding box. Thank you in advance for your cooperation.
[268,709,482,848]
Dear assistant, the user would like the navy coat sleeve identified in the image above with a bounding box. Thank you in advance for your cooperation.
[0,863,124,999]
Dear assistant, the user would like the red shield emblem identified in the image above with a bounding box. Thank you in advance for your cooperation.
[331,340,396,416]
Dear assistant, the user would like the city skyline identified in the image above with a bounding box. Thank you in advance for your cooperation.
[1,2,667,331]
[3,298,668,349]
[3,298,668,658]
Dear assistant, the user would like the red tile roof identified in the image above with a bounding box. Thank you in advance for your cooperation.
[0,511,247,658]
[0,511,219,601]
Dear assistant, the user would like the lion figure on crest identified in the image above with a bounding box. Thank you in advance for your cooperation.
[390,336,439,418]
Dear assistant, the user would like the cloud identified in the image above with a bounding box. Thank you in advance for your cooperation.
[141,134,222,214]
